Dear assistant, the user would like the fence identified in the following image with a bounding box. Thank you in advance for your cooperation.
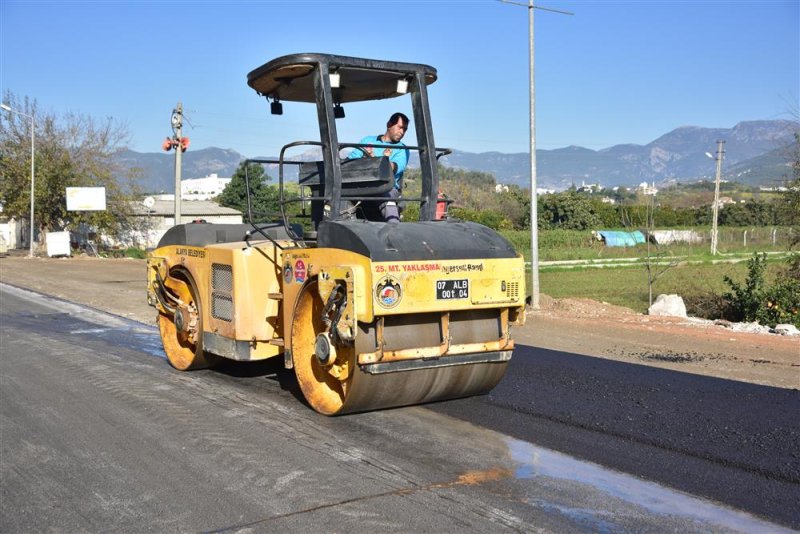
[711,227,795,249]
[501,227,798,262]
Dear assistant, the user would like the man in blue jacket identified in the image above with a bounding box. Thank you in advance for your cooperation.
[348,112,410,223]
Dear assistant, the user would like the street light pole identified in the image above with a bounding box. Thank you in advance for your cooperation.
[499,0,572,310]
[1,103,35,257]
[528,0,540,310]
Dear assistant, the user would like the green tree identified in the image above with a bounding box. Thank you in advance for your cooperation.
[496,186,530,229]
[538,191,601,230]
[218,161,279,222]
[592,199,620,227]
[0,92,138,248]
[778,131,800,248]
[717,200,777,226]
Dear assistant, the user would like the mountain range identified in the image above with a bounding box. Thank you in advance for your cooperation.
[116,120,798,194]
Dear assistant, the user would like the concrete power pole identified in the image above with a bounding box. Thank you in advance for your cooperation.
[710,139,725,255]
[172,103,183,225]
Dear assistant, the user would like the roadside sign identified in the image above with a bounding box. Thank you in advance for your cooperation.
[66,187,106,211]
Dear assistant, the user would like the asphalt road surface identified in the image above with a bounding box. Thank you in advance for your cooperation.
[1,283,797,532]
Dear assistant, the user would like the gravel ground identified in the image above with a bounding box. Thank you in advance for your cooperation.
[1,254,797,389]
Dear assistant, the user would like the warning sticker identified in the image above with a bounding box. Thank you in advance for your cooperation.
[294,259,306,283]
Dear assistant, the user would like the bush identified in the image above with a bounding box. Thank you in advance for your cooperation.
[756,254,800,327]
[448,207,511,230]
[721,252,800,328]
[722,253,767,322]
[757,277,800,327]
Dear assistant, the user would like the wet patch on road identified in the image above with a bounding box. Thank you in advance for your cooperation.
[504,437,794,533]
[1,283,166,359]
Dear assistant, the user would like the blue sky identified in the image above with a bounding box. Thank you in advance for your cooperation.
[2,0,798,160]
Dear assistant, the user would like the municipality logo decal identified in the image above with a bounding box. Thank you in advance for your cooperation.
[375,276,402,308]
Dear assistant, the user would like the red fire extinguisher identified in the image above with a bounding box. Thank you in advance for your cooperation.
[435,191,449,221]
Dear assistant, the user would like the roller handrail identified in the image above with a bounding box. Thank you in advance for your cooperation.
[243,157,305,248]
[245,142,454,243]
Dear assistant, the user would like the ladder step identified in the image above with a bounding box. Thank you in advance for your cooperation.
[269,338,285,347]
[268,293,283,300]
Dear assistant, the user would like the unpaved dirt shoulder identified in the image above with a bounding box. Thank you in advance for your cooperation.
[0,256,154,324]
[520,312,799,390]
[1,255,797,389]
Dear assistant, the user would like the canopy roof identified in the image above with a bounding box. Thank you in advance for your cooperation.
[247,53,437,104]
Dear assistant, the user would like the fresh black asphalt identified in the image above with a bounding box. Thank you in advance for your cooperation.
[3,285,798,529]
[429,346,800,528]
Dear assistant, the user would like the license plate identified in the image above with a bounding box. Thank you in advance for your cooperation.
[436,279,469,300]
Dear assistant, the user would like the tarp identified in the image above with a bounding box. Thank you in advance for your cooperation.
[597,230,646,247]
[651,230,703,245]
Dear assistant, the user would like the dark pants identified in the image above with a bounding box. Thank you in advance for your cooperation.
[380,188,401,223]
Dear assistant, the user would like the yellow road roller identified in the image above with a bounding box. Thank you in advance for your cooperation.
[147,53,526,415]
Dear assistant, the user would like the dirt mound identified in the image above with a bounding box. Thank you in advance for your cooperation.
[540,296,637,319]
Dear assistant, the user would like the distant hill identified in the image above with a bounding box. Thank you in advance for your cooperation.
[726,145,795,187]
[116,147,244,194]
[439,120,798,189]
[116,120,798,193]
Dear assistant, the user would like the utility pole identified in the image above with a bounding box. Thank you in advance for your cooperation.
[528,0,540,310]
[710,139,725,256]
[172,103,184,225]
[29,113,34,256]
[500,0,572,310]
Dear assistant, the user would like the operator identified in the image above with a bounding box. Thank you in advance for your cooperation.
[348,112,410,223]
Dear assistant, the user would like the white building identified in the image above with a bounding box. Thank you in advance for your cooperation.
[578,180,601,193]
[638,182,659,196]
[181,174,232,200]
[0,216,30,250]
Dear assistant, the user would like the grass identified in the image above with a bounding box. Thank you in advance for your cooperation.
[536,260,788,314]
[539,262,734,313]
[502,227,795,262]
[97,247,147,259]
[123,247,147,260]
[510,227,797,314]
